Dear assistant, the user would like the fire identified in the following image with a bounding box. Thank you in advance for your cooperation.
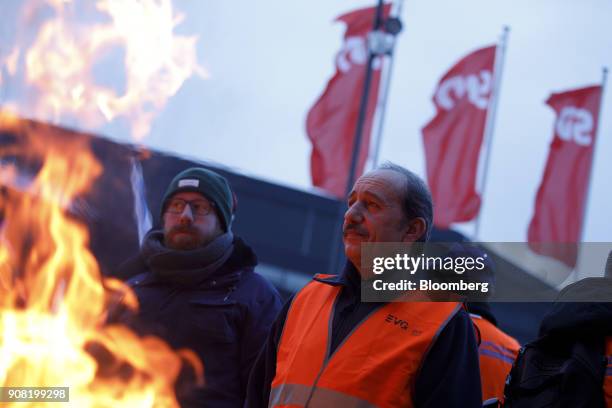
[0,115,202,406]
[2,0,206,140]
[0,0,206,404]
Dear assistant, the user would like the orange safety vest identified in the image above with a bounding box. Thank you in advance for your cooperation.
[470,314,519,403]
[605,337,612,407]
[270,275,461,408]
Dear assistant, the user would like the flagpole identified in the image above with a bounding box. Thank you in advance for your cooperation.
[370,0,404,169]
[472,26,510,241]
[345,0,386,196]
[578,67,608,245]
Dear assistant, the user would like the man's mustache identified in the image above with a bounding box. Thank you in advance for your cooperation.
[343,224,368,236]
[168,225,198,235]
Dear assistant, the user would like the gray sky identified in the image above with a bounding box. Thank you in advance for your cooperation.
[2,0,611,250]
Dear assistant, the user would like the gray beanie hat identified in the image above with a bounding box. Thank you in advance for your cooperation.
[161,167,235,231]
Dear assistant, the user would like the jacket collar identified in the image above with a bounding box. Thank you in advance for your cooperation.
[314,261,361,294]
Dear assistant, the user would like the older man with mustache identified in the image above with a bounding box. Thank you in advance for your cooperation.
[246,162,481,408]
[117,167,281,407]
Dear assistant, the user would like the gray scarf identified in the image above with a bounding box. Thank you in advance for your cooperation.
[141,230,235,285]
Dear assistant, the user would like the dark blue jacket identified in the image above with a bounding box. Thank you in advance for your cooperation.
[245,262,482,408]
[118,236,282,407]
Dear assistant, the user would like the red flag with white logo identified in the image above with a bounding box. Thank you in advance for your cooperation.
[307,4,391,198]
[528,85,602,267]
[422,45,497,228]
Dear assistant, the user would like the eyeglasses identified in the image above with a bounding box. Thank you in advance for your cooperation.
[166,198,214,216]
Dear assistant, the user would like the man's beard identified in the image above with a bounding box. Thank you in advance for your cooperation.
[165,225,204,250]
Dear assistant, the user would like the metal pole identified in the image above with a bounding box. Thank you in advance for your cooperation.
[331,1,386,274]
[370,0,404,169]
[472,26,510,241]
[344,0,386,196]
[578,67,608,244]
[573,68,608,281]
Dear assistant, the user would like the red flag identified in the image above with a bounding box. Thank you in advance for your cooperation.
[422,45,497,228]
[307,4,391,198]
[528,85,602,267]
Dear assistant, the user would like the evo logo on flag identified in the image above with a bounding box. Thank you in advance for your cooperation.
[336,37,367,72]
[385,314,409,331]
[336,36,383,73]
[435,70,493,111]
[555,106,594,146]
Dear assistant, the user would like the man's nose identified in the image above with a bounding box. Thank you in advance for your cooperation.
[179,204,194,223]
[344,202,364,224]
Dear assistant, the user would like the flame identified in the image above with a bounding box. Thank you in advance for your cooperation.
[0,116,203,406]
[0,0,206,404]
[2,0,206,140]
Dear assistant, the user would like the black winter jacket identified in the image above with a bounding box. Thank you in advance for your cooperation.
[117,235,282,407]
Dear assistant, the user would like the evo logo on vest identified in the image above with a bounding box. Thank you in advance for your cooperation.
[385,314,408,331]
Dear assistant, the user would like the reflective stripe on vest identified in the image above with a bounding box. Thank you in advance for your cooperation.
[470,314,520,403]
[270,383,377,408]
[605,337,612,406]
[270,275,461,408]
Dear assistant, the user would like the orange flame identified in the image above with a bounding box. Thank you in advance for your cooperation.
[0,0,206,404]
[3,0,206,140]
[0,107,201,406]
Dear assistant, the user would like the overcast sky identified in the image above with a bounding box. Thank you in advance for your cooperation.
[2,1,611,267]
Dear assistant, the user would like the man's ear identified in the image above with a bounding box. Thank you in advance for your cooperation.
[402,217,427,242]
